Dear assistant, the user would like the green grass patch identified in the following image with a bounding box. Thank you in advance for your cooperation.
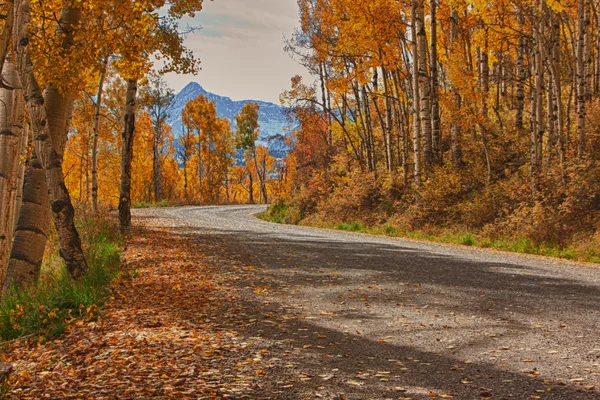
[311,220,600,264]
[260,202,600,264]
[133,200,170,209]
[0,213,123,342]
[335,222,363,232]
[261,200,291,224]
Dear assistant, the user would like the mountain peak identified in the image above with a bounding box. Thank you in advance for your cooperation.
[167,82,292,157]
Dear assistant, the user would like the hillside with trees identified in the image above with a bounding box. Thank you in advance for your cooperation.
[272,0,600,261]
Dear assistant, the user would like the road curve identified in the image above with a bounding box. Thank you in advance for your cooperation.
[134,205,600,399]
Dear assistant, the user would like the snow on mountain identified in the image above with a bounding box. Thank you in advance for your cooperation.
[167,82,291,158]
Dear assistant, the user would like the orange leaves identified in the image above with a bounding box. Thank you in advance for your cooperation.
[3,224,270,398]
[183,95,235,203]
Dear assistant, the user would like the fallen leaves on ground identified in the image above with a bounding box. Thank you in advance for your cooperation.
[1,226,269,399]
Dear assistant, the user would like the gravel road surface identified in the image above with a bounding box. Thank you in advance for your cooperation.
[133,205,600,399]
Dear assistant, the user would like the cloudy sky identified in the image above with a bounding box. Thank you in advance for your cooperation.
[162,0,310,104]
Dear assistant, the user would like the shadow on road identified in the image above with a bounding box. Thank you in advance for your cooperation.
[133,213,600,399]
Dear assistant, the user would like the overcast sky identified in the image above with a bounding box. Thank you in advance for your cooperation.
[162,0,311,104]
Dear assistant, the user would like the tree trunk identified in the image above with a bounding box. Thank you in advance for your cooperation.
[153,123,162,202]
[248,170,254,204]
[92,60,108,212]
[0,57,26,285]
[515,10,526,130]
[3,150,50,290]
[577,0,587,157]
[416,0,433,170]
[252,147,267,203]
[0,3,14,70]
[430,0,441,166]
[584,0,592,101]
[11,125,28,235]
[595,0,600,95]
[450,8,463,168]
[531,25,545,195]
[381,64,394,172]
[119,79,137,230]
[13,0,87,279]
[411,0,422,185]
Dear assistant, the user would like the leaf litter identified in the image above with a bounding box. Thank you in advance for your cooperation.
[1,226,271,399]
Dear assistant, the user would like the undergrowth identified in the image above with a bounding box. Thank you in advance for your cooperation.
[0,210,123,342]
[262,203,600,264]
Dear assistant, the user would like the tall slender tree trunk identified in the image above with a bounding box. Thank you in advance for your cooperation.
[584,0,593,100]
[248,170,254,204]
[118,79,137,230]
[13,0,87,279]
[381,64,394,172]
[577,0,587,157]
[430,0,441,165]
[411,0,422,185]
[450,8,463,167]
[153,124,162,202]
[531,23,545,195]
[252,147,267,203]
[515,11,526,130]
[183,158,188,200]
[3,150,50,290]
[595,0,600,95]
[92,59,108,212]
[0,57,26,285]
[416,0,433,170]
[85,134,90,203]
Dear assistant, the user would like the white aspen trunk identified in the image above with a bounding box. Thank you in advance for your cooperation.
[430,0,441,165]
[416,0,432,170]
[516,11,526,130]
[411,0,422,185]
[0,58,25,285]
[3,149,50,290]
[92,60,108,212]
[13,0,87,279]
[450,8,462,167]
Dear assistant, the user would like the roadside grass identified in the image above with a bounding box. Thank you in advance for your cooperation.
[133,200,171,209]
[0,211,123,342]
[261,204,600,264]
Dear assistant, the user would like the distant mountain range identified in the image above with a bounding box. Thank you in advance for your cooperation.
[167,82,291,158]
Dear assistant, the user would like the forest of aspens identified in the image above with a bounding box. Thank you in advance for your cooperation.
[1,0,600,340]
[272,0,600,262]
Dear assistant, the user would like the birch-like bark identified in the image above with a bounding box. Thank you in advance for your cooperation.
[0,58,25,285]
[430,0,441,165]
[530,21,545,195]
[11,125,28,235]
[13,0,87,279]
[92,59,108,212]
[381,65,394,172]
[3,149,50,290]
[411,0,422,184]
[416,0,432,169]
[450,8,463,167]
[0,3,14,70]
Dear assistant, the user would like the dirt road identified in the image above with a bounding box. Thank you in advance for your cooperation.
[133,205,600,399]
